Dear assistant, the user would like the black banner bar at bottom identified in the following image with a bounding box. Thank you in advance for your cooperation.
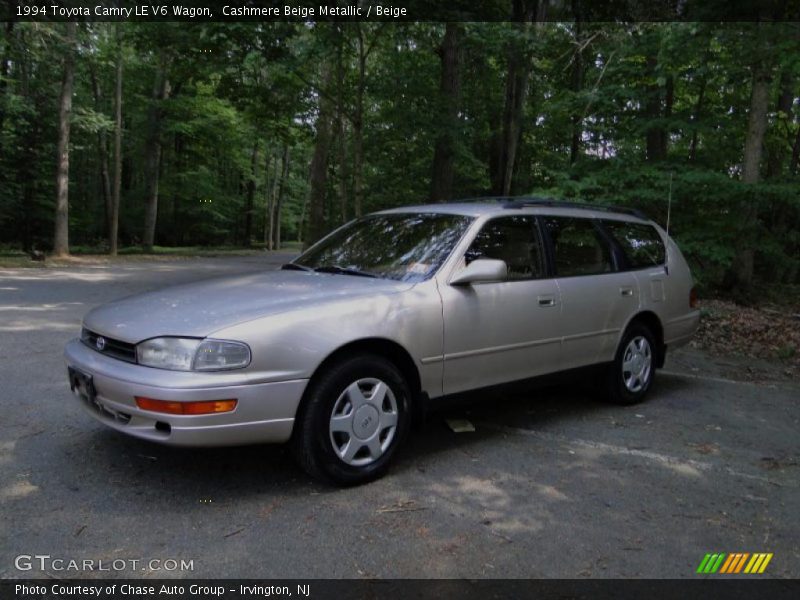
[3,579,800,600]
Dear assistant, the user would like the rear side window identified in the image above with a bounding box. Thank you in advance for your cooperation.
[602,220,665,268]
[465,216,545,280]
[543,217,613,277]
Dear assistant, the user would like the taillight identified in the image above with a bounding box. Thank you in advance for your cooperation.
[690,287,698,309]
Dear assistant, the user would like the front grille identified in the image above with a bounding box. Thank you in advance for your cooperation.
[81,328,137,364]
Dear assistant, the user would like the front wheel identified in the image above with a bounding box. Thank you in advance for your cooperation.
[604,322,656,405]
[291,354,411,485]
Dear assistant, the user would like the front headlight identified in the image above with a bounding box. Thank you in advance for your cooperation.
[136,338,250,371]
[193,340,251,371]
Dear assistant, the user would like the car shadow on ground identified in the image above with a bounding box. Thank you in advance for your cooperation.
[49,372,696,509]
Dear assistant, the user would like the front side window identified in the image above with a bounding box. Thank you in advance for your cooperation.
[543,216,613,277]
[602,220,666,269]
[295,213,473,282]
[465,216,545,280]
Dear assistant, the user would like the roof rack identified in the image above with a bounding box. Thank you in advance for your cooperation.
[452,196,649,220]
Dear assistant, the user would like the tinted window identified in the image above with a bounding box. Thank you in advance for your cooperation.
[465,216,545,280]
[543,217,613,277]
[602,220,666,268]
[296,213,473,282]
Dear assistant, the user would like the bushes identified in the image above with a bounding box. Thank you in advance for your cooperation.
[538,161,800,293]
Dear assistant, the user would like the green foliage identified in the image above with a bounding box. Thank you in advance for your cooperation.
[0,21,798,293]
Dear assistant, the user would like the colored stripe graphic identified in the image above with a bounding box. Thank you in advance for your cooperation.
[734,553,749,573]
[699,553,726,573]
[758,553,773,573]
[700,552,773,575]
[697,554,713,573]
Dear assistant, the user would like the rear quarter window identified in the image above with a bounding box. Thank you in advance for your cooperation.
[543,216,613,277]
[602,220,665,269]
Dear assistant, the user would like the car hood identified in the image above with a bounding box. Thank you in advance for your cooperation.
[83,270,414,343]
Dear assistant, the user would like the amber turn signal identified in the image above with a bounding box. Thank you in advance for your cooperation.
[135,397,237,415]
[689,286,698,309]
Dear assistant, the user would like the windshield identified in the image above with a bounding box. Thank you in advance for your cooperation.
[294,213,474,282]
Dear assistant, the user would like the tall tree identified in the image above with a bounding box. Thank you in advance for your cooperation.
[53,22,77,257]
[729,25,774,291]
[430,23,463,203]
[304,62,336,246]
[110,25,122,255]
[491,1,538,194]
[142,50,170,251]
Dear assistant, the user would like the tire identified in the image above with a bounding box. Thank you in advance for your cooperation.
[290,354,411,486]
[604,322,657,405]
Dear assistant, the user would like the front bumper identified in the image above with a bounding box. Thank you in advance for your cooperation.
[64,339,307,447]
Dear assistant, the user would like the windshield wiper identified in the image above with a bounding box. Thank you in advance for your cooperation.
[314,265,378,278]
[281,263,313,272]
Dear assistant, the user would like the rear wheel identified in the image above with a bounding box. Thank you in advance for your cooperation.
[291,354,411,485]
[604,322,656,405]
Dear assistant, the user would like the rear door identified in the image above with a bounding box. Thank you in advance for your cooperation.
[542,216,640,370]
[440,215,562,395]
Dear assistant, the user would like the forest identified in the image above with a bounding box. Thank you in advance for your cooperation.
[1,16,799,297]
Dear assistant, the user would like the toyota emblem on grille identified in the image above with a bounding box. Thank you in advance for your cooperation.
[96,336,106,351]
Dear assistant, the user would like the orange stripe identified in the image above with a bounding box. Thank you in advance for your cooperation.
[726,553,742,573]
[720,554,736,574]
[734,553,749,573]
[758,553,773,573]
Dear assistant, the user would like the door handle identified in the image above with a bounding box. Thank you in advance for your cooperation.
[620,287,634,297]
[538,295,556,307]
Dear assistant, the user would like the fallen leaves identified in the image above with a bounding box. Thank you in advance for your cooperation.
[693,300,800,378]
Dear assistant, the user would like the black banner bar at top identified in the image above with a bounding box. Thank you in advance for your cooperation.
[5,0,800,23]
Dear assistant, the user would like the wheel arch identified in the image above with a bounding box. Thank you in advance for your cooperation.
[622,310,666,368]
[307,337,422,398]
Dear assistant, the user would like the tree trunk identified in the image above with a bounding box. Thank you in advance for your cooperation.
[304,63,336,247]
[766,71,794,178]
[53,22,77,257]
[430,23,463,203]
[264,150,278,250]
[500,1,537,194]
[687,83,706,163]
[0,22,14,159]
[110,26,122,255]
[142,55,170,251]
[742,70,771,184]
[791,122,800,175]
[644,53,667,163]
[243,141,258,247]
[273,145,290,251]
[729,64,772,291]
[89,65,113,243]
[353,24,367,217]
[569,2,584,166]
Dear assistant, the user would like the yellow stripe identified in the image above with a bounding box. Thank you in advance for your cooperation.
[750,554,766,573]
[744,554,760,574]
[734,553,749,573]
[758,553,773,574]
[720,554,736,574]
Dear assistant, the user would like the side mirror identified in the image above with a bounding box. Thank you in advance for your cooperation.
[450,258,508,286]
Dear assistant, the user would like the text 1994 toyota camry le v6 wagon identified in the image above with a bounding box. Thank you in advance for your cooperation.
[65,198,700,485]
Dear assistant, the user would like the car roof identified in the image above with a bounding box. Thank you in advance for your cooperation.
[377,197,653,224]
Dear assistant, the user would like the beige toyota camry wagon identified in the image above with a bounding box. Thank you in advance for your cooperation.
[65,198,700,485]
